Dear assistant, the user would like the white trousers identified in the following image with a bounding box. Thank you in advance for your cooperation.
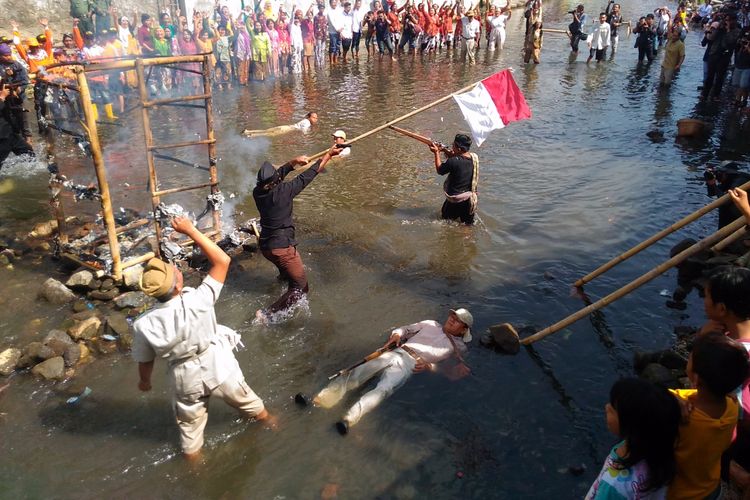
[611,34,619,52]
[463,38,477,64]
[489,27,506,50]
[316,350,416,426]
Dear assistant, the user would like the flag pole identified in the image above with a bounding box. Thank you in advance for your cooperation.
[292,72,505,173]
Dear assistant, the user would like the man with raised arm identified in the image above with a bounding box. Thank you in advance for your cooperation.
[132,217,272,460]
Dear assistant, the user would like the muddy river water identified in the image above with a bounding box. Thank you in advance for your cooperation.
[2,0,750,497]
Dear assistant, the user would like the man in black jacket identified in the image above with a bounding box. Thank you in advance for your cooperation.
[0,46,34,169]
[253,144,342,322]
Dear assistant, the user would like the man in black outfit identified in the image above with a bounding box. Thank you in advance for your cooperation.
[252,144,342,322]
[429,134,479,225]
[0,44,33,168]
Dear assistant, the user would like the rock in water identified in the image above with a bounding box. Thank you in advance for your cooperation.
[67,317,102,341]
[72,299,91,313]
[31,356,65,380]
[99,278,115,292]
[641,363,678,388]
[0,347,22,376]
[23,341,43,359]
[40,278,78,304]
[63,344,81,367]
[29,220,58,238]
[122,265,144,290]
[488,323,521,355]
[87,288,119,301]
[114,291,149,310]
[37,344,57,360]
[66,270,95,291]
[43,329,75,346]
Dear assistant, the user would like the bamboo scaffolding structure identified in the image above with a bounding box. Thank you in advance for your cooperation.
[152,152,210,171]
[135,58,164,252]
[153,182,216,197]
[47,54,209,73]
[74,67,123,280]
[574,182,750,287]
[521,217,747,346]
[143,93,211,108]
[712,225,748,252]
[203,54,221,233]
[149,139,215,151]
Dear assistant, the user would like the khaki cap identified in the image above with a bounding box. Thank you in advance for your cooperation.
[140,258,176,298]
[332,130,347,140]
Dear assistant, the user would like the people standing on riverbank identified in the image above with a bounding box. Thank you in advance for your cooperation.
[252,144,342,322]
[132,217,273,460]
[310,308,472,434]
[668,332,749,500]
[429,133,478,225]
[586,378,680,499]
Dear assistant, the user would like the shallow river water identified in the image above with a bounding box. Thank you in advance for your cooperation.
[3,0,750,498]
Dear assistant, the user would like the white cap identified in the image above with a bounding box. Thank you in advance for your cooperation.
[332,130,347,140]
[450,308,473,342]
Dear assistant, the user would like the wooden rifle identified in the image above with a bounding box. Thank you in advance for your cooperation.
[388,125,453,155]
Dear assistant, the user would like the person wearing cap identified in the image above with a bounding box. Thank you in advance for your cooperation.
[252,143,343,322]
[243,111,319,136]
[428,133,479,225]
[460,9,481,64]
[311,308,473,434]
[131,216,272,459]
[332,129,351,157]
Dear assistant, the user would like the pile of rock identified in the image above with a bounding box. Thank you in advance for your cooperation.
[0,266,154,381]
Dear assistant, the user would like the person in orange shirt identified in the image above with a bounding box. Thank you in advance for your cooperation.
[12,18,54,75]
[102,29,125,114]
[668,332,750,500]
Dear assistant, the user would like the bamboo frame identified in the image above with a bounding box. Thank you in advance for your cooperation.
[203,54,222,233]
[135,58,164,249]
[75,67,123,280]
[574,182,750,287]
[521,217,748,346]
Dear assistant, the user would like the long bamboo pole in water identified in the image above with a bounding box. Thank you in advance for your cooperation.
[75,67,122,280]
[573,182,750,287]
[522,217,747,346]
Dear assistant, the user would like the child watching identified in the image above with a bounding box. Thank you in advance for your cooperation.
[669,332,750,500]
[586,378,681,499]
[702,266,750,494]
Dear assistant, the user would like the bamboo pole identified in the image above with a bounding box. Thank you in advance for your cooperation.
[202,54,221,233]
[574,183,750,287]
[74,67,123,280]
[153,182,216,197]
[388,125,452,152]
[712,225,748,252]
[135,58,164,254]
[143,93,211,108]
[121,252,156,269]
[292,75,494,174]
[521,217,747,346]
[543,28,570,34]
[149,138,215,151]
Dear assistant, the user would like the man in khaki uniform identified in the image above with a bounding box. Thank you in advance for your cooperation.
[132,217,272,459]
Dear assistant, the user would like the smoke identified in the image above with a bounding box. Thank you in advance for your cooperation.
[214,130,271,223]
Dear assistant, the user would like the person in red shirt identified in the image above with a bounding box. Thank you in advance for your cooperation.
[301,7,315,71]
[137,14,155,55]
[420,1,440,53]
[313,4,328,66]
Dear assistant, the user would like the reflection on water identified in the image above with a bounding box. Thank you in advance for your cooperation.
[3,0,750,496]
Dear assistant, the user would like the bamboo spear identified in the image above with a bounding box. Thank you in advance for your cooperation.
[291,74,498,173]
[573,182,750,287]
[492,217,748,351]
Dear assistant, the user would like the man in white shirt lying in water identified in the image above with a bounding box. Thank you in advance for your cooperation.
[299,308,473,435]
[242,111,319,137]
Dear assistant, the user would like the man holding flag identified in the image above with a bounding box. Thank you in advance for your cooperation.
[429,134,479,225]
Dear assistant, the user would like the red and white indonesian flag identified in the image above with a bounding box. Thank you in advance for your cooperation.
[452,70,532,147]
